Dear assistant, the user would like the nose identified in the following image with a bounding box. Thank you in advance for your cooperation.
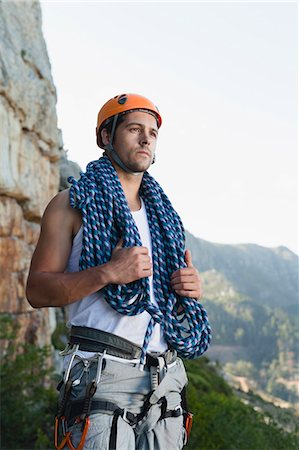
[140,129,151,146]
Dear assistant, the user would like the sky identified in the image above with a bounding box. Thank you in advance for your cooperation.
[40,1,298,255]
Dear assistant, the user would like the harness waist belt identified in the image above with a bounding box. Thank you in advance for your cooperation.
[67,398,182,426]
[70,326,177,367]
[70,326,142,359]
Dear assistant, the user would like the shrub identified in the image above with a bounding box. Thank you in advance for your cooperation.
[0,315,57,449]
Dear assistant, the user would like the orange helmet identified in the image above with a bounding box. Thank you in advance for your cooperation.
[96,93,162,148]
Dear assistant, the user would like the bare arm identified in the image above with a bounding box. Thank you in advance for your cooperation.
[26,189,152,309]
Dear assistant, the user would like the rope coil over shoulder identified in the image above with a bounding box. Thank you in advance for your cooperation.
[68,156,211,366]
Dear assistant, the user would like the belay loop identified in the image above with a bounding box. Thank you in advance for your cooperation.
[68,156,211,365]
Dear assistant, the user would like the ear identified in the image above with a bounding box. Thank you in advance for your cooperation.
[101,128,110,146]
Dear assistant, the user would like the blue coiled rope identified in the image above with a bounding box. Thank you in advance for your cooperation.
[69,156,211,366]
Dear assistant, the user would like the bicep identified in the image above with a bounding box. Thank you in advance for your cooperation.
[30,226,72,274]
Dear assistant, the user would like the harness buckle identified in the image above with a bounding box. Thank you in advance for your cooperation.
[122,408,130,424]
[171,405,183,418]
[121,408,137,426]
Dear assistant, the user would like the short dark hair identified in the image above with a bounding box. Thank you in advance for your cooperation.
[97,114,126,147]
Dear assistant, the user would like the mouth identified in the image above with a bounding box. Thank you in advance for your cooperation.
[136,149,151,157]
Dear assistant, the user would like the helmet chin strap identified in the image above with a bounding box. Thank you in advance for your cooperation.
[105,143,142,176]
[104,114,153,176]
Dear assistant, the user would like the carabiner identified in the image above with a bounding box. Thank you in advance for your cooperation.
[94,350,106,385]
[54,416,71,450]
[54,415,90,450]
[67,416,90,450]
[63,344,80,384]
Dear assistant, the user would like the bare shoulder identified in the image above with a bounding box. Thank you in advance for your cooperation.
[29,189,82,273]
[42,189,82,237]
[43,189,74,215]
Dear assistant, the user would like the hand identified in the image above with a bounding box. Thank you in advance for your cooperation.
[108,238,152,285]
[170,250,202,299]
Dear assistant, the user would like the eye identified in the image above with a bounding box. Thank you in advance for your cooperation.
[130,127,141,133]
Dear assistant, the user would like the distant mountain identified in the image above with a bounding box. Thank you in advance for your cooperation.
[185,231,299,404]
[185,231,298,313]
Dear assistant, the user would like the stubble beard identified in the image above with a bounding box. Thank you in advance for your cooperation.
[125,150,154,173]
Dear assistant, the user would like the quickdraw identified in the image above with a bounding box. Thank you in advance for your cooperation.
[54,356,100,450]
[54,382,95,450]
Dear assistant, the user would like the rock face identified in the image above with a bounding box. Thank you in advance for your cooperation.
[0,1,62,347]
[59,153,81,192]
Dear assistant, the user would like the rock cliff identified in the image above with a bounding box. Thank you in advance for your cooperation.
[0,1,62,347]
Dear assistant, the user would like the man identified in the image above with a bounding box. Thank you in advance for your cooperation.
[26,93,211,450]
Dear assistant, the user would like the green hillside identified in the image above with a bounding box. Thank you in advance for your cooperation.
[186,232,298,312]
[184,357,298,450]
[186,231,299,405]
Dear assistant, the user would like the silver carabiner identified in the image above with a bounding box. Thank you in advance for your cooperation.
[72,360,89,387]
[93,350,107,385]
[63,344,80,384]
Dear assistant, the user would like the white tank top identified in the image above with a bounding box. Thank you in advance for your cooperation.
[65,198,168,354]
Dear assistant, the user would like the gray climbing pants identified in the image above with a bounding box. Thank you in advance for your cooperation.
[62,355,188,450]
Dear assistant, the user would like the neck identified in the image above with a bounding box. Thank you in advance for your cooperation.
[113,162,143,211]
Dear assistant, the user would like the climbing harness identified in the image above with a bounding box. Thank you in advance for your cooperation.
[55,329,192,450]
[68,156,211,367]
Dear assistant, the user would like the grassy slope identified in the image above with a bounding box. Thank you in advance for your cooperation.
[184,357,298,450]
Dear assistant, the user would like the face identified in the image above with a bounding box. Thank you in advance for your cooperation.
[103,111,159,173]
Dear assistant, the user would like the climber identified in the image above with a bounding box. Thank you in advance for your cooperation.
[26,93,211,450]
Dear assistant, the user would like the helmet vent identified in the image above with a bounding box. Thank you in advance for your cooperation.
[118,94,127,105]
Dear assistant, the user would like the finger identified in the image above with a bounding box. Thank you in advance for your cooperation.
[139,268,153,279]
[175,290,201,298]
[171,275,197,285]
[184,249,193,268]
[171,267,197,279]
[139,255,152,263]
[115,237,124,249]
[172,282,197,291]
[140,261,152,270]
[132,246,149,255]
[171,272,200,284]
[137,246,150,254]
[171,270,180,280]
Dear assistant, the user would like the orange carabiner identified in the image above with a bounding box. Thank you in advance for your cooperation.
[54,416,72,450]
[55,415,90,450]
[184,412,193,441]
[67,416,90,450]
